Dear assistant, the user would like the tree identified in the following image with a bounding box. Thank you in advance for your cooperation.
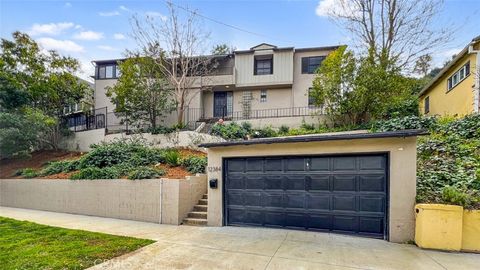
[311,46,416,125]
[0,31,90,154]
[323,0,450,70]
[414,54,432,77]
[130,2,216,125]
[106,56,175,129]
[211,44,235,55]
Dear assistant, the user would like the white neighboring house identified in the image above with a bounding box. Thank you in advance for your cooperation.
[90,43,341,131]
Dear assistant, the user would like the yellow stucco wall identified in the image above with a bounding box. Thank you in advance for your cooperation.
[419,53,477,117]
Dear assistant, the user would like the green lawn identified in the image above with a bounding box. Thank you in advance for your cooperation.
[0,217,155,270]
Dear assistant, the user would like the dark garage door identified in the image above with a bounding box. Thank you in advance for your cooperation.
[224,154,388,238]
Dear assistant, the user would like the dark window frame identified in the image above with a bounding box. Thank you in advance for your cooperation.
[424,96,430,114]
[96,64,119,80]
[254,55,273,75]
[302,56,326,74]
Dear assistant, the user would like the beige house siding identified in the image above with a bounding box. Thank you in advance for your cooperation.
[235,50,294,88]
[205,136,417,243]
[94,79,117,111]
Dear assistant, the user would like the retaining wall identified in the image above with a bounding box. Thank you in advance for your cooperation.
[0,174,207,224]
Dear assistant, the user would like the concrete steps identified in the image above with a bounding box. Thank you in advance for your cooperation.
[183,194,208,226]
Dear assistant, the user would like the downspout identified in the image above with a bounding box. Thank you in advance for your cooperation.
[468,44,480,113]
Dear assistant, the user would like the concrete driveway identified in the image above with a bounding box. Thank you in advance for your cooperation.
[1,207,479,270]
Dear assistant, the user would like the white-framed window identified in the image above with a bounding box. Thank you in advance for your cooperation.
[260,90,267,102]
[447,61,470,92]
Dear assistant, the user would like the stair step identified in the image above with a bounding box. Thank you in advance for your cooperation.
[198,199,208,205]
[188,211,207,219]
[183,218,207,226]
[193,205,208,211]
[202,194,208,199]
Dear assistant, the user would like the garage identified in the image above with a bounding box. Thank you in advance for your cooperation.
[200,130,425,243]
[224,154,388,238]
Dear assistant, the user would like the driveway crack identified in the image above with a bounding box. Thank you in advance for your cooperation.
[264,231,288,270]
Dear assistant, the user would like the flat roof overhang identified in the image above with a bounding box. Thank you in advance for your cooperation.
[199,129,428,148]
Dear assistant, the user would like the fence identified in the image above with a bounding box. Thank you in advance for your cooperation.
[64,106,324,133]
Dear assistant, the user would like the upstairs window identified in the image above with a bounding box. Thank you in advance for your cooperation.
[447,61,470,92]
[302,56,326,74]
[424,96,430,114]
[97,64,119,79]
[254,55,273,75]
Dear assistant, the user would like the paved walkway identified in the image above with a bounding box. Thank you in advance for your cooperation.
[1,207,479,270]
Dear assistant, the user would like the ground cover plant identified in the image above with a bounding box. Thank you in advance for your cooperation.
[372,114,480,209]
[0,217,153,270]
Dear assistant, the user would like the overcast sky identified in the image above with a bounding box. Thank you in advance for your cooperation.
[1,0,479,81]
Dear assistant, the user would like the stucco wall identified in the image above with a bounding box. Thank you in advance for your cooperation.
[419,53,477,116]
[60,130,225,152]
[0,175,207,225]
[204,136,417,243]
[94,79,117,111]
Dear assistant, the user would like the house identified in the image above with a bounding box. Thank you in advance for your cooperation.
[419,36,480,116]
[92,43,341,130]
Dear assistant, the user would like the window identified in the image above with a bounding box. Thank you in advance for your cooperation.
[308,88,316,106]
[302,56,326,74]
[97,64,119,79]
[447,61,470,91]
[254,55,273,75]
[260,90,267,102]
[424,96,430,114]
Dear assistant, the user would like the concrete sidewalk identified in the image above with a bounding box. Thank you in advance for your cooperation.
[1,206,479,270]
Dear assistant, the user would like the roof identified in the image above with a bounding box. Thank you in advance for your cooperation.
[92,54,233,65]
[295,45,343,53]
[199,129,428,148]
[419,35,480,96]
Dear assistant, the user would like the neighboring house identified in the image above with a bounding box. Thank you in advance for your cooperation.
[419,36,480,116]
[92,43,340,130]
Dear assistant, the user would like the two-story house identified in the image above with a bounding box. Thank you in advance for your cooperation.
[419,36,479,116]
[92,43,340,130]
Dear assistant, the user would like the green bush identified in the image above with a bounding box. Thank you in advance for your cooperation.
[163,149,180,166]
[370,115,438,132]
[278,125,289,134]
[19,168,38,178]
[40,160,79,176]
[441,114,480,139]
[251,126,277,138]
[128,148,165,166]
[147,126,175,135]
[127,166,165,180]
[300,120,315,131]
[78,139,147,168]
[211,122,248,140]
[70,167,121,180]
[181,156,207,174]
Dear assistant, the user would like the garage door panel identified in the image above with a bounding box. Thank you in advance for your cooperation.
[225,155,387,239]
[284,175,305,190]
[359,196,385,213]
[286,158,305,171]
[333,157,356,171]
[359,175,385,192]
[227,159,245,172]
[359,217,384,234]
[245,175,263,189]
[265,175,283,190]
[227,175,244,189]
[307,194,330,210]
[265,158,283,171]
[284,193,305,209]
[333,195,356,211]
[244,192,262,207]
[308,175,330,191]
[310,157,330,171]
[332,175,357,191]
[333,216,358,232]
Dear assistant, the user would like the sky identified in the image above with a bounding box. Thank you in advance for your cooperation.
[1,0,479,81]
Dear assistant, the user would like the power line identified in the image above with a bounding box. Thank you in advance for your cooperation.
[164,0,289,43]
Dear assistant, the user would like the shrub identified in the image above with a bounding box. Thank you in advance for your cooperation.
[370,115,438,132]
[300,120,315,131]
[148,125,175,135]
[441,114,480,139]
[241,122,252,133]
[251,126,277,138]
[278,125,290,134]
[70,167,121,180]
[211,122,248,140]
[19,168,38,178]
[181,156,207,174]
[79,139,146,168]
[128,148,165,166]
[40,160,79,176]
[163,149,181,166]
[127,166,165,180]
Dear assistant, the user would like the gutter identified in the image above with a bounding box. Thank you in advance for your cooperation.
[468,44,480,113]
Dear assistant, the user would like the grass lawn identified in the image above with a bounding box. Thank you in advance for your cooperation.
[0,217,155,270]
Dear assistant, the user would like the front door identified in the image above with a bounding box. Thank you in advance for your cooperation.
[214,92,232,118]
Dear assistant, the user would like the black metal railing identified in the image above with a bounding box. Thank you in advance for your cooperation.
[64,107,107,132]
[201,106,324,122]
